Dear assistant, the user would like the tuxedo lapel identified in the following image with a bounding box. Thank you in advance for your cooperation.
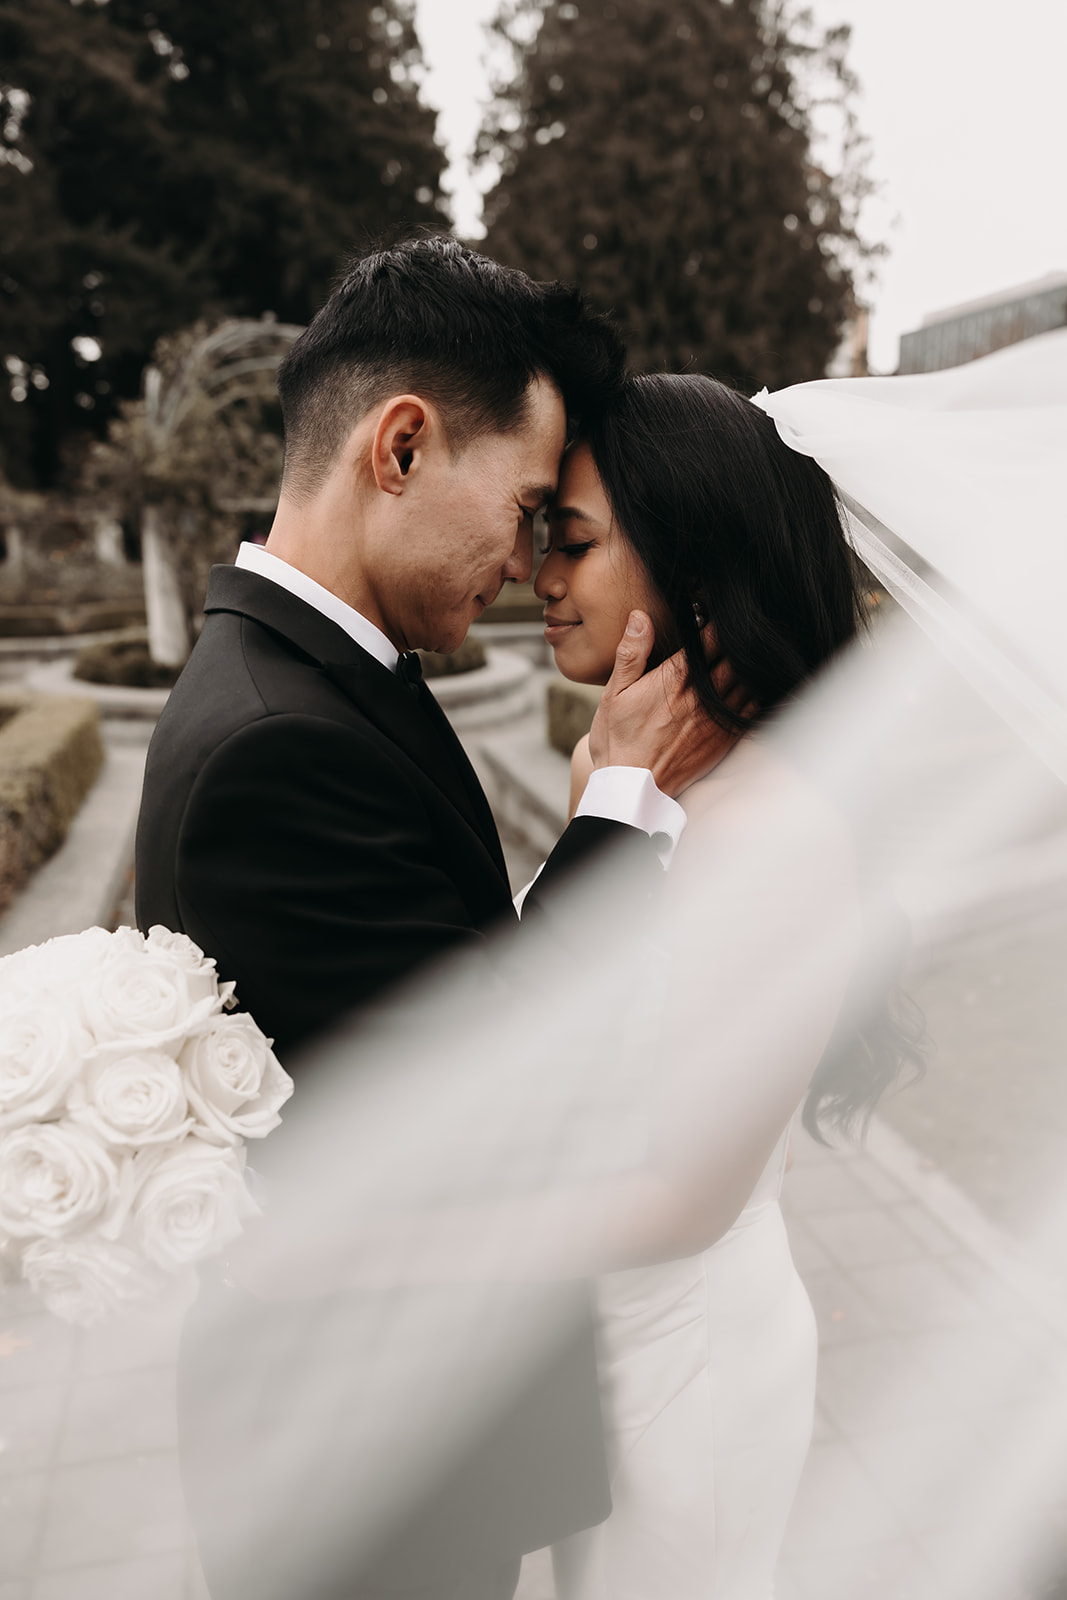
[323,659,509,882]
[205,564,367,669]
[412,681,509,877]
[204,566,509,882]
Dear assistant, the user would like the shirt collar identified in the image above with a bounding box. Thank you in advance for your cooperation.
[234,542,399,673]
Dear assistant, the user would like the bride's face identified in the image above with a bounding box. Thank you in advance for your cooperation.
[534,441,663,685]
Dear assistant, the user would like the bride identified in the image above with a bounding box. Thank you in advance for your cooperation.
[530,372,921,1600]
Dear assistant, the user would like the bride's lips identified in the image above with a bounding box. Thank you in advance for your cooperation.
[543,612,580,644]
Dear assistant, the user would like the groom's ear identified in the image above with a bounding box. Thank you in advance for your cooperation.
[370,396,435,496]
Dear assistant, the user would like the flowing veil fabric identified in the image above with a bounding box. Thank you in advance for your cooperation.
[173,332,1067,1600]
[155,331,1067,1597]
[753,327,1067,780]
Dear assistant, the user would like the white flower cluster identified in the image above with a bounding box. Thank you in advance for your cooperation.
[0,925,293,1325]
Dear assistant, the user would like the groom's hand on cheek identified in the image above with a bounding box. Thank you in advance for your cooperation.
[589,610,747,798]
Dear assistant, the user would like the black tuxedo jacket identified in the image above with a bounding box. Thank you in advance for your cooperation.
[136,564,638,1058]
[135,565,658,1588]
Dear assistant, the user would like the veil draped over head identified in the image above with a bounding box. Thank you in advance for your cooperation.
[752,327,1067,781]
[33,332,1067,1598]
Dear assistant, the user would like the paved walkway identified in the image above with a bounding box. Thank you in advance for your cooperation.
[515,1119,1067,1600]
[6,1114,1064,1600]
[2,687,1067,1598]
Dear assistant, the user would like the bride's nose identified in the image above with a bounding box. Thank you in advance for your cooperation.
[534,555,566,601]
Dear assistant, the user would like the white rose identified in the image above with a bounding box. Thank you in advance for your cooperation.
[143,927,237,1010]
[80,926,224,1054]
[143,925,213,973]
[0,1122,121,1240]
[0,999,93,1132]
[130,1135,256,1270]
[67,1048,193,1150]
[180,1015,293,1145]
[20,1234,160,1326]
[0,930,115,1026]
[0,942,47,1009]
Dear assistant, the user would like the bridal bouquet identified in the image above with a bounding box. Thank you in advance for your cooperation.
[0,925,293,1325]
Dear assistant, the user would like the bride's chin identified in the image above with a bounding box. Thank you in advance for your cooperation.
[551,652,611,687]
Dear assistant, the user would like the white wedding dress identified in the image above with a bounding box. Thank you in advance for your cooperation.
[512,752,820,1599]
[550,1127,815,1600]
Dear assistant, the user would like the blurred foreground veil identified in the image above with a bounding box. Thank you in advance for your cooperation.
[186,330,1067,1599]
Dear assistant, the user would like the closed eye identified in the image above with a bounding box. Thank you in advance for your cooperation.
[539,537,595,559]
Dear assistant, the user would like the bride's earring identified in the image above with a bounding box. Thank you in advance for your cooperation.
[692,597,708,630]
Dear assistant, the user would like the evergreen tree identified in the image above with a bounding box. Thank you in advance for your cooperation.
[0,0,446,486]
[478,0,875,390]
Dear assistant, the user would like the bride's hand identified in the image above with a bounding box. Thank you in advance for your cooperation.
[588,611,750,797]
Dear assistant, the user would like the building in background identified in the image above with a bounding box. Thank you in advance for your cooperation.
[827,305,870,378]
[897,271,1067,374]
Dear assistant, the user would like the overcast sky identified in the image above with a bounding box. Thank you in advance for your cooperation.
[412,0,1067,373]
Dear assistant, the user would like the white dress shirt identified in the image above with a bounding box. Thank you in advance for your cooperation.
[234,542,686,863]
[235,541,398,672]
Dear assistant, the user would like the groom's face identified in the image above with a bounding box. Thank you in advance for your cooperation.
[372,377,568,654]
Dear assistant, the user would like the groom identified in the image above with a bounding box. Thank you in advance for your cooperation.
[136,237,732,1600]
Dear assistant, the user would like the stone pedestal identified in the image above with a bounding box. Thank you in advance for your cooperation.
[92,511,126,566]
[142,505,189,667]
[1,522,25,578]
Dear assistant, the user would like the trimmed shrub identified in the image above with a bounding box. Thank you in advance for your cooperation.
[0,693,105,914]
[480,582,544,624]
[73,635,181,689]
[0,606,67,638]
[547,680,601,758]
[0,600,146,637]
[75,629,490,688]
[418,636,487,679]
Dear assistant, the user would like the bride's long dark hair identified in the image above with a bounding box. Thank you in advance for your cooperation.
[580,372,925,1140]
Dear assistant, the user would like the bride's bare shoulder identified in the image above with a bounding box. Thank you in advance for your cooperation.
[679,734,855,884]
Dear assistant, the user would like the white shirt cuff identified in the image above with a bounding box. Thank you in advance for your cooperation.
[574,767,687,868]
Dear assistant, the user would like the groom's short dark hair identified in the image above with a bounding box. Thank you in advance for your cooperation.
[276,235,625,503]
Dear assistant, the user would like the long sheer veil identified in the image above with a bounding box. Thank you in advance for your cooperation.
[184,328,1066,1597]
[197,328,1067,1598]
[18,331,1067,1597]
[754,327,1067,781]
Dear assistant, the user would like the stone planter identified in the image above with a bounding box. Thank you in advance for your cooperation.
[471,620,554,669]
[428,648,535,731]
[24,655,172,720]
[25,645,536,732]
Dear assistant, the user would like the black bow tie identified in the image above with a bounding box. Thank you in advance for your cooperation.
[396,650,424,697]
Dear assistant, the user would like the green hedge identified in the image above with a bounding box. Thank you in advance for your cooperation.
[417,636,487,679]
[0,600,146,638]
[0,692,105,915]
[546,680,602,758]
[479,581,544,624]
[74,634,182,689]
